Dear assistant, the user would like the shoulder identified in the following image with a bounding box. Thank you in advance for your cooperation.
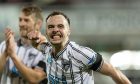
[68,41,96,56]
[67,41,97,63]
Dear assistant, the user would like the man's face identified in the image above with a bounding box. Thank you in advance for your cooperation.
[19,12,36,39]
[46,15,70,45]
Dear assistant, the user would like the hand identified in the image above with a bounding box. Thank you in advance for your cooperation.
[4,28,16,58]
[27,30,47,48]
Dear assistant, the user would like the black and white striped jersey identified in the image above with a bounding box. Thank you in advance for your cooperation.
[40,41,103,84]
[0,39,46,84]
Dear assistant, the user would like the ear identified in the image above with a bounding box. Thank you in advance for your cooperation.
[68,28,71,36]
[35,19,43,31]
[37,19,43,29]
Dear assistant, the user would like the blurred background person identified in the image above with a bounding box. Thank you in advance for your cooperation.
[0,5,47,84]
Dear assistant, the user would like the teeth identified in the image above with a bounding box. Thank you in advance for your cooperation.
[53,36,60,39]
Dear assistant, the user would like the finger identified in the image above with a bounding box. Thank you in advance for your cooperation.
[4,28,13,39]
[36,38,41,43]
[4,28,10,36]
[27,31,34,39]
[5,32,13,41]
[27,31,39,40]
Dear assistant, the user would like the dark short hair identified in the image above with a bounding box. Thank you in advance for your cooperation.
[22,5,43,21]
[46,11,70,26]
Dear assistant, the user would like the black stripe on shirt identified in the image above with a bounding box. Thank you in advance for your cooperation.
[89,53,103,71]
[68,54,75,84]
[68,54,85,67]
[68,52,84,84]
[61,54,67,83]
[36,61,48,84]
[79,67,83,84]
[69,43,91,60]
[36,61,46,72]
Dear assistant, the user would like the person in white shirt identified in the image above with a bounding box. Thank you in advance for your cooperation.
[0,5,47,84]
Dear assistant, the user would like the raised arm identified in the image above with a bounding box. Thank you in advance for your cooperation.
[27,30,47,51]
[99,61,132,84]
[5,28,46,83]
[0,52,8,77]
[0,29,11,76]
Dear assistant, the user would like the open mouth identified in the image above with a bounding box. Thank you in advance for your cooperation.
[51,34,62,40]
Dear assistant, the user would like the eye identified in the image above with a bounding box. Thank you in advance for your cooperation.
[24,19,29,22]
[57,24,64,29]
[19,18,22,22]
[48,25,54,29]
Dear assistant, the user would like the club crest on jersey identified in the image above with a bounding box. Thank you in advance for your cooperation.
[62,59,70,71]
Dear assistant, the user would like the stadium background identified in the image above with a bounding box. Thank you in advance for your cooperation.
[0,0,140,84]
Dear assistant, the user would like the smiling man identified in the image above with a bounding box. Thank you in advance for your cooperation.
[42,11,131,84]
[0,5,47,84]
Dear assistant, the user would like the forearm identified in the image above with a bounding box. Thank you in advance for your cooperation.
[29,32,48,50]
[0,52,8,75]
[11,54,46,83]
[99,62,131,84]
[111,68,132,84]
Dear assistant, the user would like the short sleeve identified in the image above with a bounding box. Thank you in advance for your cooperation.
[70,44,103,71]
[88,53,103,71]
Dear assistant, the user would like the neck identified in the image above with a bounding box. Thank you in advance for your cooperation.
[52,39,69,56]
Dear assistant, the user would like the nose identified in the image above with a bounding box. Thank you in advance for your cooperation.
[53,26,59,32]
[51,26,59,34]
